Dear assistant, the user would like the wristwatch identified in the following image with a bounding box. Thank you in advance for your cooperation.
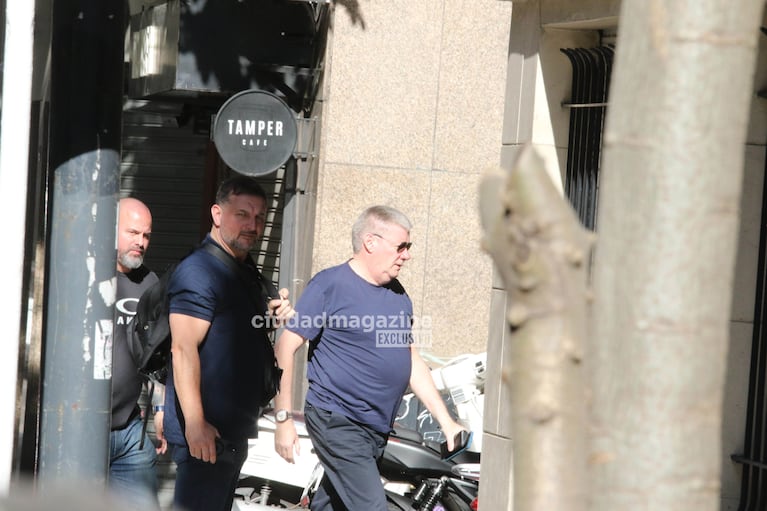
[275,409,293,423]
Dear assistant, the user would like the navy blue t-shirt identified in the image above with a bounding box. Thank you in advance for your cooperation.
[288,262,413,433]
[163,237,270,444]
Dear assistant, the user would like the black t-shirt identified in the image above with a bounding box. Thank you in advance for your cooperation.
[112,265,158,430]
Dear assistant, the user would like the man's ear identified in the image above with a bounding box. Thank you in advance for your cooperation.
[211,204,222,227]
[363,232,376,253]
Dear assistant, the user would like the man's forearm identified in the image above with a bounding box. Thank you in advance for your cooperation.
[274,364,293,413]
[274,345,295,413]
[172,347,205,423]
[168,313,210,426]
[273,330,306,413]
[410,351,455,427]
[151,383,166,407]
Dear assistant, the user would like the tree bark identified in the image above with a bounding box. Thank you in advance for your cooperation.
[589,1,764,510]
[480,145,592,511]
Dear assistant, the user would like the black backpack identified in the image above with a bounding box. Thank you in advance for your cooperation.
[129,262,178,385]
[128,242,282,403]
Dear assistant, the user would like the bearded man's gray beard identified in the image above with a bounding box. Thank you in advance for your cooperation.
[118,252,143,270]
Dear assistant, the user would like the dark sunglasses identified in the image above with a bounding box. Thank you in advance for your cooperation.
[372,233,412,253]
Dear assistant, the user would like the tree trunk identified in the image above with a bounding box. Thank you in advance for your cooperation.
[589,1,764,510]
[480,145,592,511]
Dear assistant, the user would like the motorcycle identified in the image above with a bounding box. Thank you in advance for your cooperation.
[231,352,486,510]
[380,352,485,511]
[379,426,480,511]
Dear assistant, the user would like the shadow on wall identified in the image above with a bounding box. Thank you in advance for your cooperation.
[336,0,366,28]
[169,0,367,113]
[176,0,332,114]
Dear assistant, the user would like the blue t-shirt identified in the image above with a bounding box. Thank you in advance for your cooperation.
[163,237,271,444]
[288,262,413,433]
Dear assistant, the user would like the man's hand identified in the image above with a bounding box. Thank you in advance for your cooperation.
[184,417,220,464]
[274,421,301,464]
[268,288,296,328]
[153,411,168,455]
[441,420,468,452]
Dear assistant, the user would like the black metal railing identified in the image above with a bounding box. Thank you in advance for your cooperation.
[560,46,614,231]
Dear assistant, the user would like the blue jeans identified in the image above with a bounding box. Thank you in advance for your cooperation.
[304,404,389,511]
[170,439,248,511]
[109,416,160,510]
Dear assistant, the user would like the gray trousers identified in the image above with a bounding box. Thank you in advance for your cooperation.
[304,404,389,511]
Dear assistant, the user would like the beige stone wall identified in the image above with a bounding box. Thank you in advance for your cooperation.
[311,0,512,358]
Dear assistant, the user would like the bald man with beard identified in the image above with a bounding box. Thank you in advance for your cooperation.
[110,197,165,510]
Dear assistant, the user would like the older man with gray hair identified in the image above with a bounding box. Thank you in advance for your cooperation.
[273,205,466,510]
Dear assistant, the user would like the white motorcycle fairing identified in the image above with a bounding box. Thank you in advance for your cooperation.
[233,410,320,509]
[239,411,317,488]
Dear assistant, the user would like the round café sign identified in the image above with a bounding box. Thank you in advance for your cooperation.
[213,90,298,176]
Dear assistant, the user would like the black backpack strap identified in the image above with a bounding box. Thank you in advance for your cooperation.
[200,241,284,407]
[138,380,154,451]
[138,379,155,451]
[200,242,278,304]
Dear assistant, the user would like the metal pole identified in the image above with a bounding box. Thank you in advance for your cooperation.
[39,0,124,486]
[0,0,36,493]
[279,158,309,407]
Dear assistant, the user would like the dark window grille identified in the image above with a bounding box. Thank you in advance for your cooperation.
[732,127,767,511]
[560,46,614,230]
